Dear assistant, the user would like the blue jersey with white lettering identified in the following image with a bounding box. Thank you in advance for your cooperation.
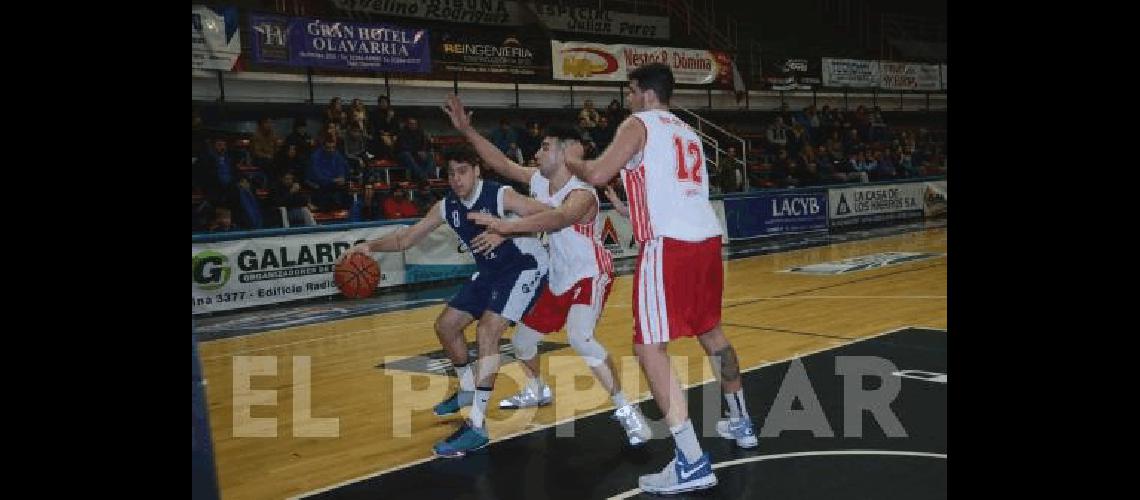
[440,179,547,274]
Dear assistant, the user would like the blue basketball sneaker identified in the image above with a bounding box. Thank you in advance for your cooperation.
[432,419,489,458]
[433,390,473,416]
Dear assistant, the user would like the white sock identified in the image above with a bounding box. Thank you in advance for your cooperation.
[470,387,493,429]
[456,362,475,392]
[669,419,704,463]
[725,390,748,421]
[611,391,629,409]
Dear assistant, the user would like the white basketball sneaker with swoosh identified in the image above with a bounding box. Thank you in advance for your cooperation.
[638,448,717,495]
[498,382,552,409]
[715,415,759,448]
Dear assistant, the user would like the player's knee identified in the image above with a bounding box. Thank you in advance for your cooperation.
[475,322,501,341]
[569,329,607,367]
[434,315,456,337]
[512,325,540,361]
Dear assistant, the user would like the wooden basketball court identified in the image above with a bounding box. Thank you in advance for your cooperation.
[197,226,947,499]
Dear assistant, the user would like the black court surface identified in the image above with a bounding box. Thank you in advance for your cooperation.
[298,327,947,499]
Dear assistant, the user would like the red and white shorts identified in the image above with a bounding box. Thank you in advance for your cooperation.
[633,236,723,344]
[521,273,614,334]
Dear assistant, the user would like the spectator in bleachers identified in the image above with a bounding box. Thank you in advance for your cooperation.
[778,156,801,189]
[505,141,525,165]
[208,206,237,232]
[606,99,627,125]
[591,115,614,152]
[793,153,821,187]
[272,143,308,181]
[490,117,519,156]
[909,145,926,171]
[268,171,317,227]
[813,144,840,184]
[819,105,835,137]
[307,137,350,210]
[801,105,821,145]
[396,116,436,181]
[233,177,264,230]
[834,105,852,130]
[848,151,873,183]
[250,117,280,170]
[285,118,313,159]
[517,120,543,163]
[412,181,439,215]
[766,116,788,148]
[577,116,598,157]
[863,149,879,174]
[830,106,846,131]
[798,144,815,172]
[343,120,373,182]
[349,98,368,130]
[843,128,861,156]
[325,97,346,128]
[578,99,600,128]
[900,131,917,153]
[371,95,400,159]
[826,130,844,158]
[840,107,855,131]
[382,184,420,219]
[321,121,343,150]
[871,150,895,181]
[853,105,871,143]
[897,147,920,178]
[830,148,854,182]
[194,138,240,207]
[718,145,744,193]
[787,122,808,158]
[770,148,798,188]
[792,106,810,129]
[870,106,888,142]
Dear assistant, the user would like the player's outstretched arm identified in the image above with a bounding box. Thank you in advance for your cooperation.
[469,189,595,235]
[337,201,446,263]
[440,93,536,185]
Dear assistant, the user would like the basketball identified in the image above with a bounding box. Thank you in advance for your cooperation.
[334,252,381,299]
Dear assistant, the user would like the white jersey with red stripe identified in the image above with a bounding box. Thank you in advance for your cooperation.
[529,171,614,294]
[621,109,723,243]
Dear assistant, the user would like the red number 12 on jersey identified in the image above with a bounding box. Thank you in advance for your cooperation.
[673,135,703,184]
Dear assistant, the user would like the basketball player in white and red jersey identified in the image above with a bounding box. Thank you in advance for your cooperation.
[440,94,652,447]
[566,63,757,495]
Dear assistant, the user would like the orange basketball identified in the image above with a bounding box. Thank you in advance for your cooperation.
[334,252,381,299]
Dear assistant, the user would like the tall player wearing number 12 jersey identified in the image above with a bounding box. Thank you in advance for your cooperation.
[566,63,758,495]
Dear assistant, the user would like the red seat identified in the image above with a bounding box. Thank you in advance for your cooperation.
[312,209,350,222]
[368,158,398,168]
